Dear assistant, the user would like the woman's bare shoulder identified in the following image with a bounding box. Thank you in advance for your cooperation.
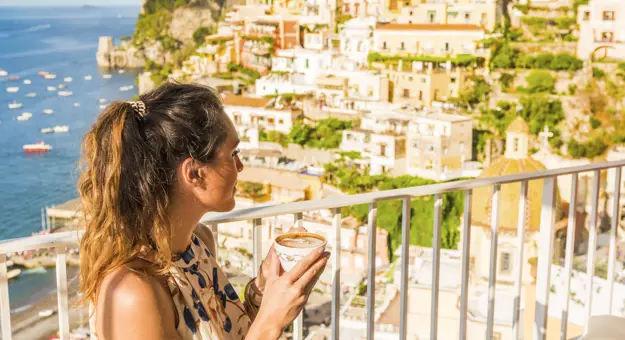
[95,262,179,339]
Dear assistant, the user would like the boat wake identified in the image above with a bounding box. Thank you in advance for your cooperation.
[10,304,32,314]
[22,267,47,275]
[0,43,98,60]
[0,24,52,38]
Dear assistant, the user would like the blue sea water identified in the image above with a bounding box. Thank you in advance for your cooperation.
[0,5,141,311]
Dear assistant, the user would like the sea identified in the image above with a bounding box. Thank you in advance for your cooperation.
[0,5,140,312]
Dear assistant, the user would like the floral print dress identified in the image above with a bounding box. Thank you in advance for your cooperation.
[90,234,255,339]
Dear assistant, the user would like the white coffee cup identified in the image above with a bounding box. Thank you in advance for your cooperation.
[274,232,327,271]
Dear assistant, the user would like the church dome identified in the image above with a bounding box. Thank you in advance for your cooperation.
[471,117,559,232]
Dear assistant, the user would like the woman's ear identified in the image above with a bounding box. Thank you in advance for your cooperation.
[180,158,203,186]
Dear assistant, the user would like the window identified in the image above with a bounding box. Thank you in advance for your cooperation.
[305,58,309,68]
[408,76,413,81]
[427,144,434,152]
[500,252,511,274]
[409,10,413,16]
[451,77,457,83]
[444,42,450,52]
[459,142,464,151]
[382,41,387,50]
[268,118,275,124]
[464,12,470,23]
[421,78,427,83]
[583,11,590,20]
[418,90,423,100]
[601,31,614,42]
[412,142,418,149]
[403,89,410,97]
[481,13,487,25]
[603,11,615,21]
[513,137,519,152]
[428,11,436,23]
[400,42,405,50]
[380,144,387,157]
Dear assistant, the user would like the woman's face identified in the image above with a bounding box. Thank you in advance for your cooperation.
[191,115,243,212]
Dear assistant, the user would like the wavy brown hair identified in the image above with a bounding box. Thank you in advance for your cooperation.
[78,82,228,305]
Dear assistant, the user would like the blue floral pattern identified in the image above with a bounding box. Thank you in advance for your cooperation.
[166,234,251,339]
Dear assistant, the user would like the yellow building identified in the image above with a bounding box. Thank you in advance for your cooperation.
[373,23,486,57]
[370,58,477,107]
[386,0,503,32]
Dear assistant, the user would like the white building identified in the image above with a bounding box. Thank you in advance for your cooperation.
[577,0,625,60]
[222,95,302,135]
[316,70,390,111]
[405,109,476,181]
[338,17,376,65]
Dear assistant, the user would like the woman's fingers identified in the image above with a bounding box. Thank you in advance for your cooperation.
[296,252,330,293]
[284,248,324,283]
[287,226,308,233]
[268,247,281,279]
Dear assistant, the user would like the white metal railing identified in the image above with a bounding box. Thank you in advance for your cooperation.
[1,160,625,339]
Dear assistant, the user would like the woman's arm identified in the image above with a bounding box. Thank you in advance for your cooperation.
[95,267,180,340]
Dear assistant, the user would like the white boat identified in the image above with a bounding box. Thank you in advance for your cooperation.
[23,142,51,153]
[25,92,37,98]
[6,87,19,93]
[58,84,67,89]
[8,101,22,109]
[58,90,73,97]
[44,73,56,79]
[23,79,31,85]
[102,74,112,79]
[21,112,32,118]
[38,309,54,317]
[7,269,20,280]
[73,102,80,107]
[99,104,107,109]
[0,69,7,77]
[41,127,53,134]
[43,109,54,115]
[118,69,126,74]
[98,98,108,103]
[84,75,92,80]
[119,86,132,92]
[47,86,57,92]
[53,125,69,133]
[64,77,72,82]
[17,112,32,121]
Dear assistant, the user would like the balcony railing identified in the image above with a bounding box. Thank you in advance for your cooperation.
[1,160,625,339]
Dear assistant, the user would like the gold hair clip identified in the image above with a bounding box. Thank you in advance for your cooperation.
[127,100,146,118]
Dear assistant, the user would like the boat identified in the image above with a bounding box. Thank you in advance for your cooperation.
[6,86,19,93]
[38,71,48,77]
[17,113,32,121]
[118,69,126,74]
[23,79,31,85]
[58,84,67,89]
[98,98,107,103]
[41,127,53,134]
[8,76,20,81]
[8,101,23,109]
[119,86,132,92]
[64,77,72,82]
[8,269,20,280]
[0,69,8,77]
[99,104,106,109]
[102,74,112,79]
[58,90,73,97]
[44,73,56,79]
[53,125,69,133]
[84,75,92,80]
[47,86,57,91]
[23,142,51,153]
[38,309,54,318]
[43,109,54,115]
[73,102,80,107]
[25,92,37,98]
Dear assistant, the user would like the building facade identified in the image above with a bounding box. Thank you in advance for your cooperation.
[577,0,625,60]
[391,0,502,32]
[222,95,303,135]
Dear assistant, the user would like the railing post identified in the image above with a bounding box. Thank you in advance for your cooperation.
[607,167,622,315]
[459,190,472,340]
[584,170,601,335]
[56,246,70,340]
[431,194,443,340]
[331,207,341,340]
[513,181,528,340]
[486,185,501,340]
[399,197,411,340]
[252,219,262,278]
[534,177,558,340]
[293,213,304,340]
[561,174,578,340]
[366,202,378,340]
[0,254,11,340]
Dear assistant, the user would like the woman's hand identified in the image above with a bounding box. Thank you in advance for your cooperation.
[254,226,307,294]
[249,245,330,338]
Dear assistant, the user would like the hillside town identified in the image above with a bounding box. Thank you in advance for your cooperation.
[41,0,625,338]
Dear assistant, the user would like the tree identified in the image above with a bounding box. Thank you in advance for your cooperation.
[193,26,213,46]
[525,70,555,94]
[499,72,515,92]
[453,76,492,109]
[288,122,315,146]
[518,95,565,134]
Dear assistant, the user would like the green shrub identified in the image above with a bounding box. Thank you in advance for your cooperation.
[592,67,606,78]
[568,84,577,95]
[193,26,214,46]
[526,70,555,94]
[590,117,601,129]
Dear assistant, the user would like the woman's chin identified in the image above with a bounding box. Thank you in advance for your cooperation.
[215,197,236,212]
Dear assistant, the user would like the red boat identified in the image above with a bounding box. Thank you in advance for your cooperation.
[23,142,52,153]
[8,76,19,81]
[38,71,48,77]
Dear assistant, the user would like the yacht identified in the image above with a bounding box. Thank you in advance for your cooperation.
[8,101,22,109]
[53,125,69,133]
[23,79,31,85]
[64,77,72,82]
[0,69,8,77]
[84,75,93,80]
[6,87,19,93]
[41,127,53,134]
[73,102,80,107]
[8,76,19,81]
[42,109,54,115]
[47,86,57,92]
[119,86,132,92]
[58,90,73,97]
[118,69,126,74]
[17,112,32,121]
[25,92,37,98]
[24,142,52,153]
[102,74,112,79]
[98,98,108,103]
[44,73,56,79]
[58,84,67,89]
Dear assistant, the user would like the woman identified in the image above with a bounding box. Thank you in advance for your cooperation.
[78,82,330,339]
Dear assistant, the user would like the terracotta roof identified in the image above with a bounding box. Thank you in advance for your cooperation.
[376,23,484,32]
[507,116,530,134]
[222,95,272,108]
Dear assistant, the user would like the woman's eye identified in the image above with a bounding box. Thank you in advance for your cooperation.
[232,149,240,157]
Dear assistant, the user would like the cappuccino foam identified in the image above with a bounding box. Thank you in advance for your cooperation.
[278,236,324,248]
